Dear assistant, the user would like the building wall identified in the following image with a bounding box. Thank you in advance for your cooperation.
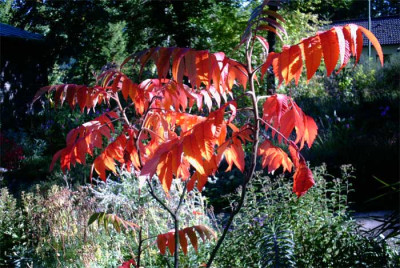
[360,45,399,63]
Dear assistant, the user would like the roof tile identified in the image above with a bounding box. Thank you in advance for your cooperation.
[0,23,44,41]
[330,16,400,46]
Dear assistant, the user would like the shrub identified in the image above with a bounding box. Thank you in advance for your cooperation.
[0,170,213,267]
[214,164,399,267]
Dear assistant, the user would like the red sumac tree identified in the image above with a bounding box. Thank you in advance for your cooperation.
[34,1,383,267]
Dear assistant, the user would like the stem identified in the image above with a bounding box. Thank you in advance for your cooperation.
[135,96,161,167]
[147,179,175,216]
[206,39,261,268]
[146,179,187,268]
[258,117,291,144]
[256,95,271,102]
[112,93,130,126]
[137,227,143,267]
[173,184,186,268]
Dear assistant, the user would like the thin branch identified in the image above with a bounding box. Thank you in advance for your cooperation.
[258,117,291,144]
[173,182,187,268]
[111,93,130,126]
[136,227,143,267]
[146,179,176,217]
[256,95,271,102]
[207,36,261,268]
[141,127,166,142]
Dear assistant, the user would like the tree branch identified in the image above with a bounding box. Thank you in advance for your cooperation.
[206,36,261,268]
[258,117,291,144]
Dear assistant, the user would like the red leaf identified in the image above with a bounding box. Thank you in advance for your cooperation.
[157,234,167,255]
[336,26,351,73]
[179,230,188,255]
[156,225,216,256]
[262,9,286,23]
[288,143,300,168]
[185,50,197,88]
[260,52,279,80]
[279,102,304,143]
[185,227,198,252]
[119,259,136,268]
[172,48,190,83]
[293,159,314,197]
[255,35,269,54]
[166,232,175,255]
[256,24,284,42]
[156,47,174,79]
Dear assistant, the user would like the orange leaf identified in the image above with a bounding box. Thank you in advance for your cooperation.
[319,28,339,77]
[156,151,174,192]
[223,138,245,172]
[258,140,293,173]
[279,45,290,84]
[287,44,303,85]
[302,35,322,82]
[358,25,384,66]
[187,171,208,192]
[300,115,318,149]
[172,48,190,83]
[196,50,211,88]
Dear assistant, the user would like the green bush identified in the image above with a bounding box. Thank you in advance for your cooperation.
[0,171,214,267]
[214,164,399,267]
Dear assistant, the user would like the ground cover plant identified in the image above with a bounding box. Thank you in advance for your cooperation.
[215,164,399,267]
[31,1,384,267]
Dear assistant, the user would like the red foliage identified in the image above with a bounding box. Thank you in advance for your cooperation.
[0,133,24,170]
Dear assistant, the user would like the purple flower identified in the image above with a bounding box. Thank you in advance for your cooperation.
[380,106,390,117]
[253,216,266,226]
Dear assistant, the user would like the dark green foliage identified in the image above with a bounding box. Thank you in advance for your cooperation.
[214,165,399,267]
[297,94,399,211]
[259,222,295,268]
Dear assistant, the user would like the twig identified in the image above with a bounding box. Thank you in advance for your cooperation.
[258,117,291,144]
